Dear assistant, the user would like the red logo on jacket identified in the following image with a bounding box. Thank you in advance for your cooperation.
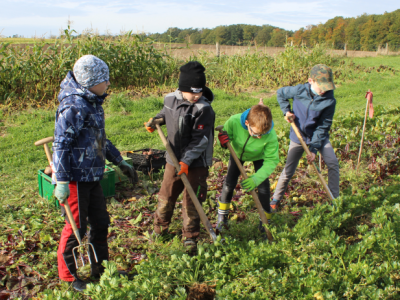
[198,125,204,130]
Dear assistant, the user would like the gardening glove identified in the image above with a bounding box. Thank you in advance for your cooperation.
[218,132,229,148]
[54,182,70,204]
[144,118,156,133]
[177,162,189,176]
[118,160,139,184]
[240,176,257,192]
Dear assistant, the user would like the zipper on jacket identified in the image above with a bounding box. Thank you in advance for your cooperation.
[302,98,314,134]
[240,135,251,161]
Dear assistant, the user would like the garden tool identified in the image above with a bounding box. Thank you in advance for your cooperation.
[215,125,274,242]
[287,118,334,201]
[34,137,98,269]
[357,90,373,171]
[153,119,218,242]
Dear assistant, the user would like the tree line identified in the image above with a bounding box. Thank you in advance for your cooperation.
[147,9,400,51]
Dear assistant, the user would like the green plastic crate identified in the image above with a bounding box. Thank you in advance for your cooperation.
[106,156,133,183]
[38,166,116,207]
[100,166,116,197]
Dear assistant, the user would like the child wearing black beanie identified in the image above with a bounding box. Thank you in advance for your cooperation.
[144,61,215,250]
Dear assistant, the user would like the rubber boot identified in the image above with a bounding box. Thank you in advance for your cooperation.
[184,238,197,253]
[216,213,229,231]
[71,273,87,292]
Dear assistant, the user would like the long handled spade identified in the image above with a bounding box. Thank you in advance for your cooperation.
[153,120,217,242]
[288,118,334,201]
[215,126,274,242]
[34,137,98,270]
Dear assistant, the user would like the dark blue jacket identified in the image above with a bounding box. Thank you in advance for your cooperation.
[277,83,336,154]
[52,71,122,182]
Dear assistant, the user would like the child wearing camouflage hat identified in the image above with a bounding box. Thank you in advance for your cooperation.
[270,64,340,211]
[53,55,138,291]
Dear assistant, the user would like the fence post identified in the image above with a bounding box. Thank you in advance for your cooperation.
[344,43,347,57]
[386,43,389,55]
[216,42,220,57]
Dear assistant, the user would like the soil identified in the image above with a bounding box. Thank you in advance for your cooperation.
[186,283,216,300]
[0,254,9,265]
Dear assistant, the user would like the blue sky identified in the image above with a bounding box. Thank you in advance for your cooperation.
[0,0,399,38]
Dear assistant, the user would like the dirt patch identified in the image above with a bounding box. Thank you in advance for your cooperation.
[186,283,216,300]
[0,254,9,265]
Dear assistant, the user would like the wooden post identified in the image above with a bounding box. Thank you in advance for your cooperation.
[386,43,389,55]
[216,42,220,57]
[343,43,347,57]
[357,90,373,171]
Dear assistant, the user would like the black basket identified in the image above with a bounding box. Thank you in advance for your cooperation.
[127,149,167,173]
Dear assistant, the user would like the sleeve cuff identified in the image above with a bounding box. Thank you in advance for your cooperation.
[180,158,191,167]
[113,155,123,165]
[56,174,71,182]
[309,146,318,154]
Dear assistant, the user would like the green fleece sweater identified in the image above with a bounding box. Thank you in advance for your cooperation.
[223,113,279,185]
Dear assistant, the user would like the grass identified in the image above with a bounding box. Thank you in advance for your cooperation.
[0,55,399,205]
[1,55,400,298]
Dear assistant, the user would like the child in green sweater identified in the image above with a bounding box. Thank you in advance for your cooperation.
[217,104,279,232]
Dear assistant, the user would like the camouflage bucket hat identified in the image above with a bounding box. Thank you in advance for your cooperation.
[310,64,335,92]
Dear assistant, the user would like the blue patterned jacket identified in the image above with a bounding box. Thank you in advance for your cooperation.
[52,71,122,182]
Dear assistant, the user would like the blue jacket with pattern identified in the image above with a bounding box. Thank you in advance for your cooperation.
[52,71,123,182]
[277,82,336,154]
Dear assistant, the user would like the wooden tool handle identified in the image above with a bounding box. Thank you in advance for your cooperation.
[155,123,217,241]
[215,126,274,242]
[34,136,54,146]
[289,119,334,201]
[38,136,83,245]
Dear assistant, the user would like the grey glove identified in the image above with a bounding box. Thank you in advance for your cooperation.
[118,160,139,184]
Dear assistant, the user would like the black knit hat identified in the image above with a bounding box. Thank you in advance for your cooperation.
[179,61,206,93]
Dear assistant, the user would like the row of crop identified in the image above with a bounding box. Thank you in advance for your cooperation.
[0,29,178,106]
[38,175,400,299]
[2,27,392,107]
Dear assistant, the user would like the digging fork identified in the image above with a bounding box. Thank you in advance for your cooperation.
[34,137,98,269]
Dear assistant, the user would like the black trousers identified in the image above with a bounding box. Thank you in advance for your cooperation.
[57,181,110,281]
[219,155,271,213]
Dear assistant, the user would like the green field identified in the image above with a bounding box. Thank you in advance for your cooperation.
[0,55,399,298]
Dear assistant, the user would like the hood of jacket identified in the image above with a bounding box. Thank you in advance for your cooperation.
[58,71,107,105]
[240,108,274,134]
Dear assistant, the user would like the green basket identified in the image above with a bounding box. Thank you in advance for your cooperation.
[38,166,116,207]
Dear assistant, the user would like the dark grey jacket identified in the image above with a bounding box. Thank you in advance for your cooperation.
[155,89,215,168]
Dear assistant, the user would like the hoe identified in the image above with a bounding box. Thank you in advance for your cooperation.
[34,136,98,270]
[153,119,218,242]
[215,125,274,242]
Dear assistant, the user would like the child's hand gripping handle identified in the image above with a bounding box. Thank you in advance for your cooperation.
[215,125,274,242]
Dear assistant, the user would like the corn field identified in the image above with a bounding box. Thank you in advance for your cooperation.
[0,28,387,107]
